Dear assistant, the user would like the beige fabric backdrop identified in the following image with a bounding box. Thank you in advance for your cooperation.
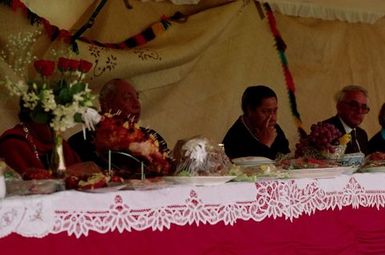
[0,0,385,155]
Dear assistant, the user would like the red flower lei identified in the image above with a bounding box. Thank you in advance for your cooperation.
[94,115,171,174]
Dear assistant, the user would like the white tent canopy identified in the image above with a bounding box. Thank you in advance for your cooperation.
[266,0,385,23]
[1,0,385,152]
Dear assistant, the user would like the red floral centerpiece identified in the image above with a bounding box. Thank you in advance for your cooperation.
[2,57,95,177]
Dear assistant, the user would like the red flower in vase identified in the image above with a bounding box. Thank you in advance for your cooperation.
[78,60,93,73]
[58,57,71,72]
[68,59,80,71]
[34,60,55,77]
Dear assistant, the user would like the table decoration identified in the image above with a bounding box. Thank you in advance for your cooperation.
[294,122,350,160]
[173,136,232,176]
[94,114,172,177]
[5,57,94,176]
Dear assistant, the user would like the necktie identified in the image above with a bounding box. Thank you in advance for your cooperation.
[350,129,359,153]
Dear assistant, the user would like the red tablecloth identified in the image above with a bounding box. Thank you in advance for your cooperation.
[2,206,385,255]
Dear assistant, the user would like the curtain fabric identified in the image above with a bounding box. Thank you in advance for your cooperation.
[0,1,385,152]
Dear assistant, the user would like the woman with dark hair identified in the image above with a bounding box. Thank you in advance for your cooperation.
[222,85,290,160]
[368,103,385,153]
[0,100,80,179]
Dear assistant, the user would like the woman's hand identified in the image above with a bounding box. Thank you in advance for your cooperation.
[256,115,277,147]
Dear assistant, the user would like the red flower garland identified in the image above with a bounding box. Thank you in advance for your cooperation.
[95,115,171,175]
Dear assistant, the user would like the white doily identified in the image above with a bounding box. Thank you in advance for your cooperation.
[2,173,385,238]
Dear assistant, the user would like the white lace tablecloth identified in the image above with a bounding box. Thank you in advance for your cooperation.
[1,173,385,238]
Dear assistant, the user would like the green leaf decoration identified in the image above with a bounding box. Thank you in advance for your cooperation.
[30,105,51,124]
[74,112,83,123]
[70,82,86,95]
[57,87,72,104]
[53,79,68,95]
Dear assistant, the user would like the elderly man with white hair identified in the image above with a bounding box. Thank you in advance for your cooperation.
[322,85,370,155]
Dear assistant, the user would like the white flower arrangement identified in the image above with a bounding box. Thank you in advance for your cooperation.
[0,31,96,132]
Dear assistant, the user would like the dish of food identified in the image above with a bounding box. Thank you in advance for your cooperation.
[163,176,236,186]
[229,164,289,182]
[5,179,65,196]
[232,156,274,166]
[124,178,170,190]
[82,183,127,193]
[277,157,339,170]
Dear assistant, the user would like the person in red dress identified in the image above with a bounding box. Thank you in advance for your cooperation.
[0,102,81,179]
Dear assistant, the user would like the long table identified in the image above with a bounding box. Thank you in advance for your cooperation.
[2,173,385,254]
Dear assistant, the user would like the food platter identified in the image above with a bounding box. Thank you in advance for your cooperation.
[232,156,274,166]
[5,179,65,196]
[288,166,356,179]
[232,171,290,182]
[124,178,170,190]
[163,176,237,186]
[82,183,127,193]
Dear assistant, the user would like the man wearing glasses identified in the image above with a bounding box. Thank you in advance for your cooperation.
[323,85,369,155]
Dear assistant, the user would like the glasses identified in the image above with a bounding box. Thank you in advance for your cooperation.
[343,101,370,114]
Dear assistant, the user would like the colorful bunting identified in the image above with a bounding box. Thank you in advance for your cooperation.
[0,0,173,53]
[263,2,307,138]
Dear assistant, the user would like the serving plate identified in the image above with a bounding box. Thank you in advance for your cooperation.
[232,156,274,166]
[123,178,171,190]
[232,171,290,182]
[359,166,385,173]
[82,183,127,193]
[341,166,358,175]
[163,176,236,186]
[288,166,355,179]
[6,179,65,196]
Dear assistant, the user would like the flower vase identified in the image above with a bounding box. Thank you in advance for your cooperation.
[51,134,66,178]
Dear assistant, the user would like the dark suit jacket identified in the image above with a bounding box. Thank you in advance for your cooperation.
[368,131,385,154]
[323,115,368,155]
